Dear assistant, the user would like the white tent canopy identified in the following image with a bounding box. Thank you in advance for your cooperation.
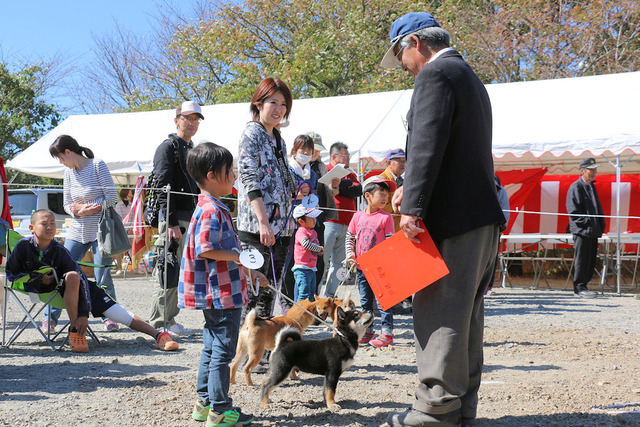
[7,71,640,183]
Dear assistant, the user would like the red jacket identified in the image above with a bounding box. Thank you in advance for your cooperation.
[326,164,362,226]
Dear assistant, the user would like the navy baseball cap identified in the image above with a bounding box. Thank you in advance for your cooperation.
[385,148,405,162]
[579,157,599,169]
[380,12,441,69]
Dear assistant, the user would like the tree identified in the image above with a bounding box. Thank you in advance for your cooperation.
[0,62,61,160]
[82,0,428,112]
[438,0,639,83]
[82,0,639,114]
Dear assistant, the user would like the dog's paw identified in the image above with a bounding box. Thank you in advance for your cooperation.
[328,403,341,412]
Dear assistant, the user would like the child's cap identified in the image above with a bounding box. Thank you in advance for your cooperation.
[362,176,397,192]
[293,205,322,219]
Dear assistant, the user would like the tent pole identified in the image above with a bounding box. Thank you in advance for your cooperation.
[615,156,621,295]
[163,184,171,332]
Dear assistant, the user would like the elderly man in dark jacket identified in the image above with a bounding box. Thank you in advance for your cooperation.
[381,12,504,427]
[148,101,201,333]
[566,157,606,298]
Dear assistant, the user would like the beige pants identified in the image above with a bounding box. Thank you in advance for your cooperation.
[148,220,189,329]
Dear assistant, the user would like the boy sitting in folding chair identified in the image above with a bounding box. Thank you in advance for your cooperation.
[5,209,179,353]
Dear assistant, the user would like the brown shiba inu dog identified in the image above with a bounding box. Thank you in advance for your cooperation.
[230,296,343,386]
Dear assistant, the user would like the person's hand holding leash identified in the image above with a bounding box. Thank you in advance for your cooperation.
[168,225,182,241]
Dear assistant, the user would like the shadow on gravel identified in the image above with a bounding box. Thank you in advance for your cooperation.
[483,363,561,373]
[0,359,188,402]
[484,293,621,318]
[478,412,639,426]
[484,340,545,347]
[258,405,394,426]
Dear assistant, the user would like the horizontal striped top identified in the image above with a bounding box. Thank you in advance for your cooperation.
[63,158,118,244]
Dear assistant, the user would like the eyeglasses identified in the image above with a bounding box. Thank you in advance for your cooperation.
[393,46,405,68]
[179,116,201,124]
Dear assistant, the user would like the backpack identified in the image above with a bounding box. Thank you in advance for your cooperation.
[143,137,180,228]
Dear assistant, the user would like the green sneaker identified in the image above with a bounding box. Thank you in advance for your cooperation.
[192,400,210,422]
[206,408,253,426]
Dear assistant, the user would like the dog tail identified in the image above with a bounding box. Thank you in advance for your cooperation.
[274,325,301,349]
[242,309,257,330]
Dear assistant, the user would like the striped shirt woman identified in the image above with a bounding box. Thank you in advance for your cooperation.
[46,135,121,332]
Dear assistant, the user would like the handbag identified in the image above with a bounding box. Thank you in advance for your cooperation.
[92,161,131,258]
[97,201,131,258]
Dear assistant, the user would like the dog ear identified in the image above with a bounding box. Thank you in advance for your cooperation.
[342,291,352,308]
[337,306,345,320]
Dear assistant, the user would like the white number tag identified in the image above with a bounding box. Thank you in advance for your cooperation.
[336,267,350,282]
[301,194,319,208]
[239,249,264,269]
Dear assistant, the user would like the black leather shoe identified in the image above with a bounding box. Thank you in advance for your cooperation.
[387,409,461,426]
[574,288,597,298]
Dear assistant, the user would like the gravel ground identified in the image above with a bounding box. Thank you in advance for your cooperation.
[2,273,640,426]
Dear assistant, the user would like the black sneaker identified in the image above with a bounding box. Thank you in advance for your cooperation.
[574,286,597,298]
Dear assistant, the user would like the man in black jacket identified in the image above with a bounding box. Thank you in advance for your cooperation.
[148,101,201,333]
[381,12,504,427]
[566,157,605,298]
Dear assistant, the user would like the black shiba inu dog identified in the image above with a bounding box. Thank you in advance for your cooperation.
[260,306,374,411]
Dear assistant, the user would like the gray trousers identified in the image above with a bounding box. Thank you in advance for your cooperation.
[149,220,190,329]
[412,224,499,419]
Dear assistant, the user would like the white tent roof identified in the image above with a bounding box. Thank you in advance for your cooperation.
[7,71,640,183]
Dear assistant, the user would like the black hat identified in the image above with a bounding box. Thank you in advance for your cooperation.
[579,158,599,169]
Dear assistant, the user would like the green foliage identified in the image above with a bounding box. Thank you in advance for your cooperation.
[86,0,639,112]
[0,63,61,160]
[91,0,429,110]
[4,169,63,188]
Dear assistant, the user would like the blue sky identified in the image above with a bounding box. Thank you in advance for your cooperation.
[0,1,190,115]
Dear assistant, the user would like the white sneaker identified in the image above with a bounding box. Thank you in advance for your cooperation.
[168,323,186,336]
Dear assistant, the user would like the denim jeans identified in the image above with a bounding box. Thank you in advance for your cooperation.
[321,222,348,298]
[293,268,316,302]
[196,308,242,412]
[357,269,393,336]
[44,239,116,324]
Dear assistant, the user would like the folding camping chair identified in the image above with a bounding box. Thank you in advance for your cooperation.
[1,230,100,351]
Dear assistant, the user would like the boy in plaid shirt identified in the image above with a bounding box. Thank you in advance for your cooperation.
[178,142,267,426]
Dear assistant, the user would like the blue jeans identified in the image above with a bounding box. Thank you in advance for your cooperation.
[321,222,348,298]
[44,239,116,324]
[357,269,393,336]
[196,308,242,412]
[293,268,316,302]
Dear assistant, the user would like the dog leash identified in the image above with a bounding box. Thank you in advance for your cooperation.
[263,281,345,338]
[265,180,315,316]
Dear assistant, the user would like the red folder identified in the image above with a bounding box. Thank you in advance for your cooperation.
[357,226,449,311]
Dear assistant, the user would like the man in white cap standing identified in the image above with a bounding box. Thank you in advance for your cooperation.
[381,12,504,427]
[148,101,203,334]
[566,157,605,298]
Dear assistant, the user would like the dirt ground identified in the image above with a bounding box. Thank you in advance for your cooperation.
[1,273,640,426]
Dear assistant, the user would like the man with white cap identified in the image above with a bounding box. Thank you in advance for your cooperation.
[566,157,605,298]
[148,101,203,334]
[381,12,504,427]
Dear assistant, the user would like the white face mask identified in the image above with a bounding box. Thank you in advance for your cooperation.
[295,153,312,165]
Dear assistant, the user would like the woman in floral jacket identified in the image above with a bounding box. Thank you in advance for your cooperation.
[237,77,295,320]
